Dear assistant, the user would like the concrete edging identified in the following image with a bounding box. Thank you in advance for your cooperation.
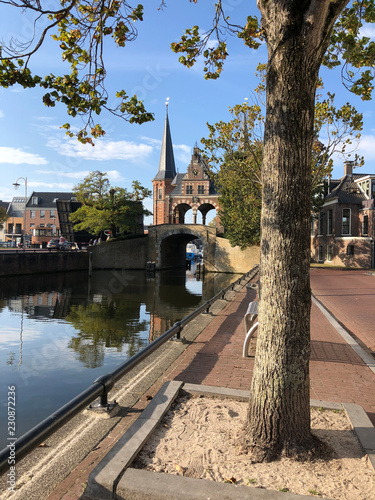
[85,382,375,500]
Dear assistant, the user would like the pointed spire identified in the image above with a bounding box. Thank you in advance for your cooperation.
[153,98,176,180]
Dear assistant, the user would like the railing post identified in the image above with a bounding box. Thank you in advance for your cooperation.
[90,373,116,410]
[173,321,182,340]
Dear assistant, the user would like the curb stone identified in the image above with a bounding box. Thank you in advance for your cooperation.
[84,382,375,500]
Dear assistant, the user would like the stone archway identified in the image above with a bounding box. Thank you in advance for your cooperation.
[197,202,218,226]
[147,224,216,270]
[173,203,192,224]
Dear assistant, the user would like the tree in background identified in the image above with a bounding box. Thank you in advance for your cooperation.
[2,0,374,463]
[0,1,154,143]
[173,1,374,461]
[202,91,363,249]
[70,171,151,238]
[201,103,263,249]
[0,207,8,230]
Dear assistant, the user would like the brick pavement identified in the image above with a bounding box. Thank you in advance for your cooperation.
[48,270,375,499]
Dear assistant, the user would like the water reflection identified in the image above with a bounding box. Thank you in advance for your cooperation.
[0,266,237,446]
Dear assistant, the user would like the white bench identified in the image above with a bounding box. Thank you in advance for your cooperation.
[243,301,258,357]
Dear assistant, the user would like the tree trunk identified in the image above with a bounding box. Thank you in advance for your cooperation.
[244,1,347,461]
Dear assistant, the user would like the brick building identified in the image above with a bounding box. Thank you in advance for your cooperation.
[152,110,220,227]
[311,161,375,268]
[25,192,77,244]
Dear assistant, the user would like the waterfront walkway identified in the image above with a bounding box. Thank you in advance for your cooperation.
[46,268,375,499]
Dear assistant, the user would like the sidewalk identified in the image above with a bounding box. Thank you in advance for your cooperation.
[50,269,375,500]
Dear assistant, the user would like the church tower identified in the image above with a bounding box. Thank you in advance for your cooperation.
[152,104,177,225]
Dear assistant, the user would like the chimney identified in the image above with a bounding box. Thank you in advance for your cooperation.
[344,161,354,176]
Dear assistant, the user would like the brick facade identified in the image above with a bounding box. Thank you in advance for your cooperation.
[311,163,375,268]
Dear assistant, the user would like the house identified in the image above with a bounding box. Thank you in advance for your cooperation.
[311,161,375,268]
[25,192,78,246]
[4,197,25,245]
[152,109,220,227]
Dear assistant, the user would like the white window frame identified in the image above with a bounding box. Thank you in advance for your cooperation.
[327,245,333,262]
[318,245,324,262]
[342,208,351,235]
[363,214,369,236]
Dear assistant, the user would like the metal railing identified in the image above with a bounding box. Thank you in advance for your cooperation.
[0,265,259,474]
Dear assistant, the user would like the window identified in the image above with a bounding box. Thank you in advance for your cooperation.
[50,210,55,218]
[16,224,21,233]
[158,188,162,200]
[7,223,13,233]
[342,208,351,235]
[363,215,369,235]
[327,210,333,235]
[40,210,45,218]
[311,216,315,236]
[318,245,324,262]
[186,185,193,194]
[30,210,35,219]
[318,212,324,235]
[372,181,375,198]
[198,185,205,194]
[32,196,38,205]
[347,245,354,256]
[327,245,333,262]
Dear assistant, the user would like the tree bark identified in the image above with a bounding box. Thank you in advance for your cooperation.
[244,0,348,461]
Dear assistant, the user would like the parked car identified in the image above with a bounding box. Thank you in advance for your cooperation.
[47,238,70,250]
[59,241,71,251]
[47,238,60,249]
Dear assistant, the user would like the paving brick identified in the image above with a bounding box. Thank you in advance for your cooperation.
[49,270,375,499]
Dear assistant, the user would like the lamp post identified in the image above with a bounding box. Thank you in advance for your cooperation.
[13,177,27,252]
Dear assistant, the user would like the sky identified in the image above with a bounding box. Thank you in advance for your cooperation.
[1,1,375,225]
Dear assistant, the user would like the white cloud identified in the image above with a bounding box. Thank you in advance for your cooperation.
[47,137,153,161]
[0,147,48,165]
[141,135,191,165]
[174,144,192,165]
[34,116,55,123]
[35,169,91,179]
[0,110,4,118]
[140,136,162,147]
[360,23,375,39]
[35,169,124,184]
[358,134,375,160]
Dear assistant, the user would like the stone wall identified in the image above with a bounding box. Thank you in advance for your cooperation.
[207,237,260,273]
[90,237,149,270]
[0,251,89,277]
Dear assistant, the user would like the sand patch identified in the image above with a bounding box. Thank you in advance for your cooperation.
[134,395,375,499]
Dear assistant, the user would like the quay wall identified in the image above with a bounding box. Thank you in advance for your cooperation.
[90,235,260,273]
[209,237,260,273]
[0,251,89,277]
[90,237,148,270]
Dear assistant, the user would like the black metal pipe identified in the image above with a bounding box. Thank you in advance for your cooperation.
[0,265,259,474]
[0,382,104,473]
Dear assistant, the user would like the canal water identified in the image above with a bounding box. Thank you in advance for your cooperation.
[0,265,237,449]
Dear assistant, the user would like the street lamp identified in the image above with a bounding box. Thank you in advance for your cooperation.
[13,177,27,251]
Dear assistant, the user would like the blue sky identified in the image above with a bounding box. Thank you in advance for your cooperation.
[1,1,375,224]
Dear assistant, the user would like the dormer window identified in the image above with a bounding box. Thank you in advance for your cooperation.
[32,196,39,205]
